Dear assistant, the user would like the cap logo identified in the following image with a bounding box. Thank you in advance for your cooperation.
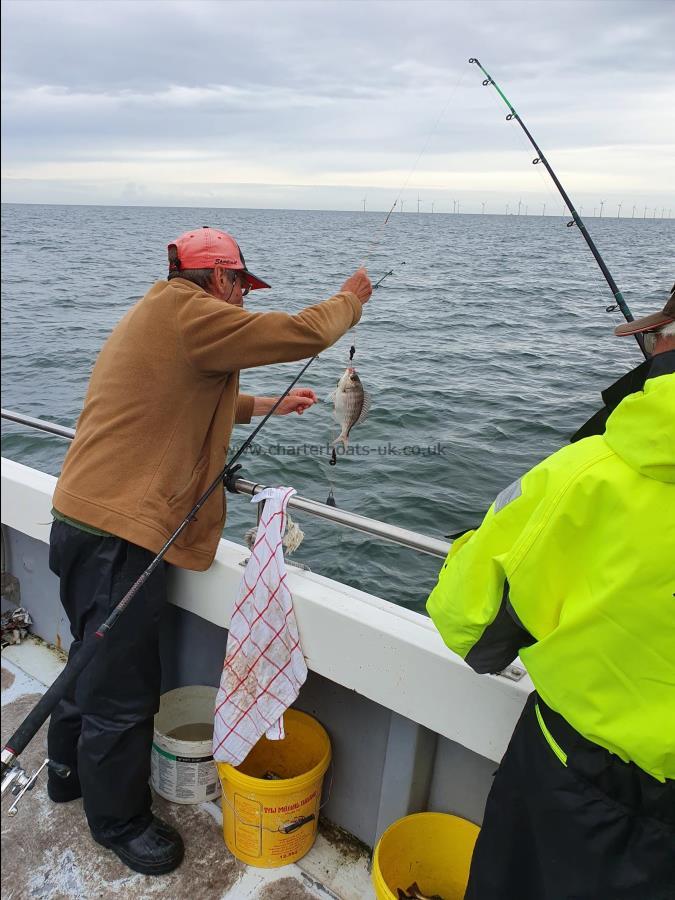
[215,256,238,265]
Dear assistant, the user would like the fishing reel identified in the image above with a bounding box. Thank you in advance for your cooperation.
[1,748,70,817]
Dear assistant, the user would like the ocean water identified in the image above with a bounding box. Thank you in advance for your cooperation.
[1,203,673,612]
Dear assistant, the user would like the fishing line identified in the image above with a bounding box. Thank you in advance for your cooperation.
[360,66,468,269]
[323,69,467,505]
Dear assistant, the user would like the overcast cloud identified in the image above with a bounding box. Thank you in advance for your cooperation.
[2,0,674,213]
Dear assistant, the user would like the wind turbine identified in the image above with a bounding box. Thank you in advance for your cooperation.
[617,203,622,218]
[362,196,367,213]
[631,205,636,219]
[481,202,486,215]
[599,200,605,218]
[542,203,546,216]
[417,193,421,215]
[517,199,522,216]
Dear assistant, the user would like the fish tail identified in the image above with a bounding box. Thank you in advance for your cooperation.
[332,432,349,449]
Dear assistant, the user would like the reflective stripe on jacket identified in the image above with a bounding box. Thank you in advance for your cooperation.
[427,368,675,781]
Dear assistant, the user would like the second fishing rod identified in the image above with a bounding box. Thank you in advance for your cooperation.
[0,352,319,785]
[469,57,647,360]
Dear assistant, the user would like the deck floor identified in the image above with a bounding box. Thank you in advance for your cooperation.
[1,640,374,900]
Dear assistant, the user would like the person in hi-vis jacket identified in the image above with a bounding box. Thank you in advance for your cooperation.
[428,285,675,900]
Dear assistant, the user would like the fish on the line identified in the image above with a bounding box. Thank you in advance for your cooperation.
[330,366,370,449]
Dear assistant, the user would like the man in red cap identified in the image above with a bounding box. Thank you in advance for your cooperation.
[47,227,372,875]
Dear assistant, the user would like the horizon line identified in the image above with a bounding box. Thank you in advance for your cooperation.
[1,200,673,220]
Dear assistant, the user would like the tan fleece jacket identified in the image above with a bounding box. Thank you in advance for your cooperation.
[53,277,362,570]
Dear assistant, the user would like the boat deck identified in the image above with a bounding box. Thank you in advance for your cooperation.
[1,639,375,900]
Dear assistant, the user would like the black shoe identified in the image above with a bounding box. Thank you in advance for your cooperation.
[93,816,184,876]
[47,773,82,803]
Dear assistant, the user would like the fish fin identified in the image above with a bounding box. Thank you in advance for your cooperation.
[354,391,371,427]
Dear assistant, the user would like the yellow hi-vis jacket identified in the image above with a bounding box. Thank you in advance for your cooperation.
[427,368,675,782]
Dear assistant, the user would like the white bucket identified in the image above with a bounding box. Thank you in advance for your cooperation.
[151,685,220,804]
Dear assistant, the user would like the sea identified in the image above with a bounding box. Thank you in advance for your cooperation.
[1,203,673,613]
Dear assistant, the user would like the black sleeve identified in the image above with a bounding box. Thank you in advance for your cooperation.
[464,582,536,675]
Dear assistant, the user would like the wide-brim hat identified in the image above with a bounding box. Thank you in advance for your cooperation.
[615,284,674,336]
[168,227,270,291]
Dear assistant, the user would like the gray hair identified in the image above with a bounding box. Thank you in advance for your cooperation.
[643,319,675,354]
[168,268,214,290]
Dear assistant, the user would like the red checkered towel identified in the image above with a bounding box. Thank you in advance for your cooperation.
[213,487,308,764]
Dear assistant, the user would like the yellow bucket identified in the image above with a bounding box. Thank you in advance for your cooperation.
[216,709,331,867]
[372,812,480,900]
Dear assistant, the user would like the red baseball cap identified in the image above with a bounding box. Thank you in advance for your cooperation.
[168,226,270,291]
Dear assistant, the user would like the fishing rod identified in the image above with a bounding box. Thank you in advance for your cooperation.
[1,352,318,807]
[373,265,404,290]
[1,265,400,807]
[469,57,647,359]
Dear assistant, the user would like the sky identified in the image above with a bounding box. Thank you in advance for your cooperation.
[2,0,674,214]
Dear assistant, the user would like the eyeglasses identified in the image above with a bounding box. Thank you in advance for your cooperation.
[230,270,250,296]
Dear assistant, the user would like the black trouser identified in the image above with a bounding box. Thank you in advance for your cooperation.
[47,521,167,841]
[465,693,675,900]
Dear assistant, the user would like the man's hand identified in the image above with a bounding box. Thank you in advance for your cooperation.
[340,267,372,304]
[274,388,317,416]
[252,389,318,417]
